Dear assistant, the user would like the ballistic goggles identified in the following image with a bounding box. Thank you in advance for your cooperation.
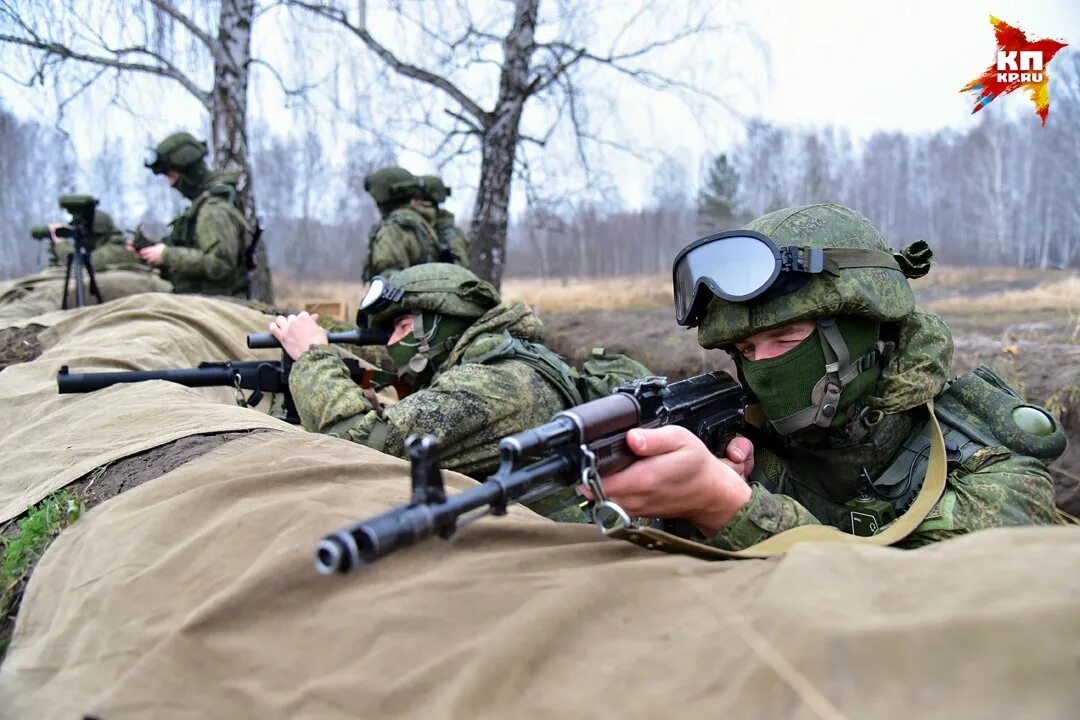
[672,230,902,328]
[356,276,405,327]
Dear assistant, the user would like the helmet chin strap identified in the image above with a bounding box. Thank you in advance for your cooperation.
[395,312,463,388]
[769,317,886,435]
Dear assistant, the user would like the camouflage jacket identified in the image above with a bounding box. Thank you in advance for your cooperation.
[362,203,466,281]
[434,208,471,268]
[161,171,249,297]
[51,237,137,269]
[289,301,590,520]
[701,308,1059,551]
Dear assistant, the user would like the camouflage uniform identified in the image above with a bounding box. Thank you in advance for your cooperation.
[687,204,1061,551]
[362,168,467,281]
[290,263,649,521]
[146,132,249,297]
[420,174,472,269]
[50,210,135,268]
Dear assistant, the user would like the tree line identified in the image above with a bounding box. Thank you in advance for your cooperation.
[2,50,1077,282]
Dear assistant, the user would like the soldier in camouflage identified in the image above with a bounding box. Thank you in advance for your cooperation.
[46,209,134,268]
[362,168,468,281]
[597,203,1063,549]
[419,174,471,269]
[270,263,649,521]
[133,132,249,297]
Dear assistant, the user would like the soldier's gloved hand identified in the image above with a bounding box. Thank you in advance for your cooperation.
[582,426,753,537]
[137,243,167,265]
[269,312,329,360]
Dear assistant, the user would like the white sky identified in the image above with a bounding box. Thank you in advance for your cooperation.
[1,0,1076,218]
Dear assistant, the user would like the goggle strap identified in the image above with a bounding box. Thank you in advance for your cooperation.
[821,248,902,275]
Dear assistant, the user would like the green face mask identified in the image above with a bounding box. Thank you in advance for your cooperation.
[174,164,209,200]
[739,318,882,432]
[386,313,473,389]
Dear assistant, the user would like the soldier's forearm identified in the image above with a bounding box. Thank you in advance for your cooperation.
[699,483,822,551]
[289,346,381,434]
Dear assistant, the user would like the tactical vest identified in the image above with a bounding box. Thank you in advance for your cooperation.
[755,363,1067,535]
[166,182,250,295]
[458,331,652,408]
[436,223,471,268]
[363,208,452,281]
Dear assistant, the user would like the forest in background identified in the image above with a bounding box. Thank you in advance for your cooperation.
[1,51,1078,281]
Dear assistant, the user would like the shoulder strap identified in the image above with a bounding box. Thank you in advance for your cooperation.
[607,399,949,559]
[463,331,585,408]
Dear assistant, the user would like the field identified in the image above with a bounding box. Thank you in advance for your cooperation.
[277,265,1080,507]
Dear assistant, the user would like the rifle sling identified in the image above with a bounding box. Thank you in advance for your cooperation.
[606,400,948,559]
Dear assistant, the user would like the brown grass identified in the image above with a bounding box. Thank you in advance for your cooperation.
[273,266,1077,317]
[923,276,1080,316]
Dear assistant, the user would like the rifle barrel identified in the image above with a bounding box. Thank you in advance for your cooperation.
[57,365,237,393]
[246,328,390,349]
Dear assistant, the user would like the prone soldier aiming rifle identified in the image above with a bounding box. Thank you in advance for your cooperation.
[314,371,748,573]
[57,327,395,424]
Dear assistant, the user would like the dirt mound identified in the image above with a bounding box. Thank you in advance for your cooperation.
[0,326,44,372]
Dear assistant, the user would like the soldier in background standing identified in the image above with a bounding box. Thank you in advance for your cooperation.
[419,174,471,269]
[362,167,467,280]
[131,131,250,297]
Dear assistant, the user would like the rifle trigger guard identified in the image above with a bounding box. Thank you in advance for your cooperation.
[579,445,631,534]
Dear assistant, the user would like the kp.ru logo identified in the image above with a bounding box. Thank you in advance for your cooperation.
[960,16,1068,126]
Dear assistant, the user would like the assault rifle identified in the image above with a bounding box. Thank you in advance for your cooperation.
[57,328,392,424]
[315,371,748,573]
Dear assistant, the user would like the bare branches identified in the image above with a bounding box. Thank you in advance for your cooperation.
[288,0,492,127]
[0,32,210,105]
[146,0,214,51]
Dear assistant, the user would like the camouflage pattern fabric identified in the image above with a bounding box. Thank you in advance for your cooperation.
[51,238,136,269]
[362,203,465,281]
[290,301,587,521]
[49,210,138,270]
[161,171,249,297]
[434,208,471,268]
[699,308,1059,550]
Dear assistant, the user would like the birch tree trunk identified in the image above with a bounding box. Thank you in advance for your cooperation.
[470,0,536,286]
[213,0,272,302]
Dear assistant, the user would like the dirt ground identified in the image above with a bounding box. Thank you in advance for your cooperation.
[0,325,44,372]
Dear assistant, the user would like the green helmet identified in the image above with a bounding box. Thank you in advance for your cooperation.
[90,210,119,241]
[419,175,451,204]
[698,204,926,349]
[362,262,499,332]
[363,167,422,206]
[145,132,208,175]
[695,204,932,436]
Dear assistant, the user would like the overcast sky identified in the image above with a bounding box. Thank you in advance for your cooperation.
[1,0,1076,217]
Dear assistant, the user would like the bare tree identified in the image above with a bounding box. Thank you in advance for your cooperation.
[0,0,276,300]
[289,0,743,287]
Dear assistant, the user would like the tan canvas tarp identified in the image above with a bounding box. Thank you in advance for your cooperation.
[0,293,296,523]
[1,423,1078,718]
[0,266,173,329]
[1,292,1078,718]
